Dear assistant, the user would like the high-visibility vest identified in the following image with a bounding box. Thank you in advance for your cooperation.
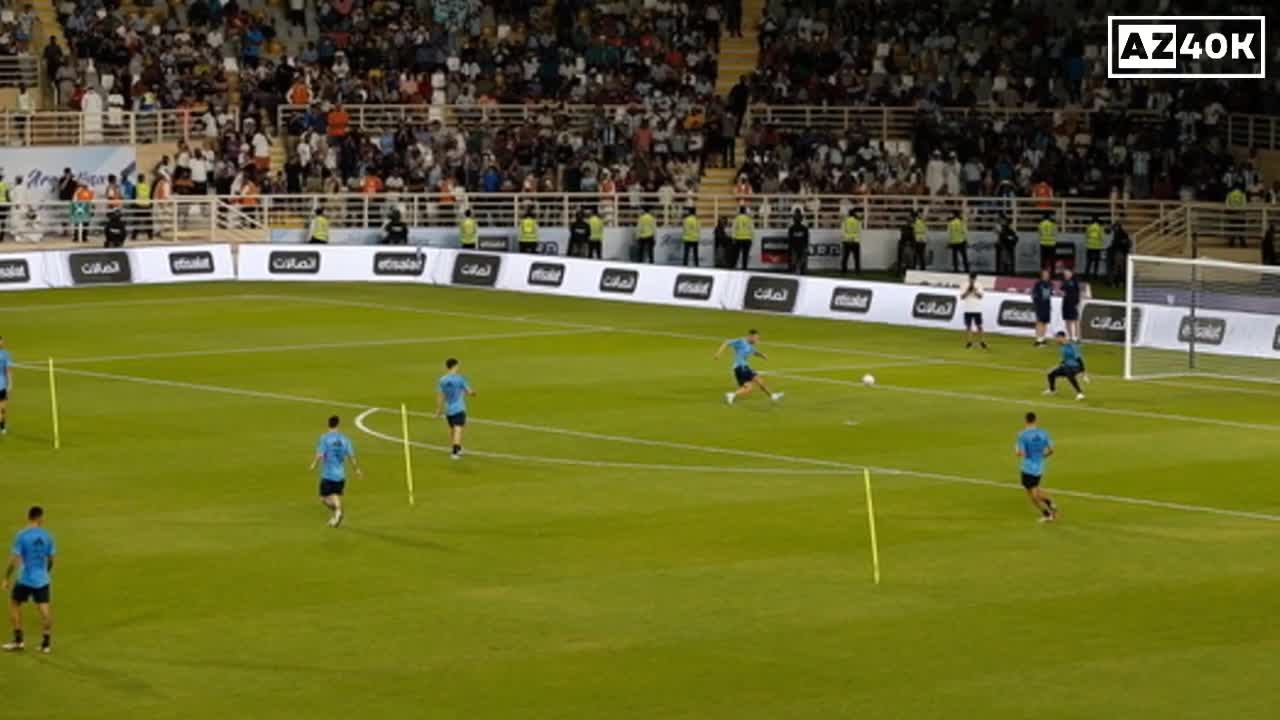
[1086,223,1105,250]
[1226,189,1246,208]
[587,215,604,240]
[637,213,656,239]
[733,213,753,241]
[948,217,966,245]
[310,215,330,241]
[842,216,861,243]
[519,217,538,244]
[1039,219,1058,246]
[459,218,477,246]
[682,214,700,242]
[0,181,9,203]
[912,218,927,242]
[135,181,152,207]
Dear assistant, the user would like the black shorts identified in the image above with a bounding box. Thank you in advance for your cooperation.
[734,366,757,386]
[319,479,345,497]
[964,312,983,329]
[11,584,50,604]
[0,388,7,401]
[1020,472,1042,489]
[1062,304,1079,321]
[1035,305,1051,323]
[446,412,467,428]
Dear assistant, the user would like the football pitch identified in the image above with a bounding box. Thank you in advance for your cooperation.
[2,281,1277,719]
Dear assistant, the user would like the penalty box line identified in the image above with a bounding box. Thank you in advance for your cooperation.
[14,363,1280,525]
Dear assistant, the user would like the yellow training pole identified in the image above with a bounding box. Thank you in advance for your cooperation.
[864,468,880,585]
[400,403,415,506]
[48,357,61,450]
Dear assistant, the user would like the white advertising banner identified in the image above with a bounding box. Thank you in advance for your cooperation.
[238,244,432,284]
[0,251,51,291]
[1133,303,1280,360]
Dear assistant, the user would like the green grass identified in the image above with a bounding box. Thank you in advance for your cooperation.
[2,281,1278,719]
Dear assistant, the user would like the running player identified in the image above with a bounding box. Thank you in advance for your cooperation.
[309,416,360,527]
[1016,413,1058,522]
[434,358,476,460]
[3,506,55,653]
[0,336,10,435]
[1044,331,1086,400]
[715,330,783,405]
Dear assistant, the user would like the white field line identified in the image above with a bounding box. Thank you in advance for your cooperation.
[765,359,947,375]
[14,362,1280,524]
[770,371,1280,432]
[0,294,251,313]
[53,328,603,364]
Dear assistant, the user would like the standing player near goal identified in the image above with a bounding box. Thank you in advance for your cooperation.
[1044,332,1087,400]
[0,336,11,435]
[3,506,54,653]
[715,330,783,405]
[960,273,989,349]
[434,358,476,460]
[1016,413,1059,523]
[309,416,361,527]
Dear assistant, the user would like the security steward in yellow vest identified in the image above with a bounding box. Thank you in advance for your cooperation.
[587,208,604,259]
[308,207,330,244]
[1084,216,1105,278]
[681,207,701,267]
[133,174,154,240]
[518,209,539,253]
[636,207,657,264]
[732,206,754,270]
[911,212,928,270]
[458,209,478,248]
[841,207,862,274]
[1226,187,1247,247]
[948,211,969,273]
[1038,213,1058,271]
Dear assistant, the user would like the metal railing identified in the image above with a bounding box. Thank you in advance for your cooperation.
[0,193,1239,249]
[0,108,237,146]
[1225,114,1280,151]
[0,56,39,88]
[275,103,634,134]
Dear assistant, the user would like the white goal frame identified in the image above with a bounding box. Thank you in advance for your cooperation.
[1125,254,1280,383]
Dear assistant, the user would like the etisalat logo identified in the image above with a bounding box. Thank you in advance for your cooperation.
[672,274,714,300]
[997,300,1037,328]
[829,287,873,314]
[70,252,132,284]
[451,253,501,286]
[372,252,426,277]
[1178,315,1227,346]
[1108,16,1265,78]
[528,262,565,287]
[599,268,639,294]
[0,258,31,283]
[268,251,320,274]
[169,251,215,275]
[743,276,799,312]
[911,293,956,321]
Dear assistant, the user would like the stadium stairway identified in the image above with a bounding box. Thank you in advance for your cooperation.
[30,0,68,106]
[714,0,764,97]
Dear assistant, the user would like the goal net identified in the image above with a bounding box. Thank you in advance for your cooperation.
[1125,255,1280,383]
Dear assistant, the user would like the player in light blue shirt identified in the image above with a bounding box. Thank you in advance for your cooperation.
[309,416,360,527]
[434,358,476,460]
[3,506,55,653]
[714,329,783,405]
[0,335,12,435]
[1016,412,1058,522]
[1044,331,1086,400]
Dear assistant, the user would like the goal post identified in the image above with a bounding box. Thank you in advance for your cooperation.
[1125,255,1280,383]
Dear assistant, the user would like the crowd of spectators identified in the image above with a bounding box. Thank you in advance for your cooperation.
[0,4,39,57]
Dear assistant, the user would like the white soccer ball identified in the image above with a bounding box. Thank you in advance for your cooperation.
[862,374,876,387]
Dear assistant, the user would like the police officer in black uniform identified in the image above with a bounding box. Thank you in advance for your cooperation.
[569,210,590,258]
[382,209,409,245]
[996,213,1019,275]
[786,210,809,274]
[103,209,127,248]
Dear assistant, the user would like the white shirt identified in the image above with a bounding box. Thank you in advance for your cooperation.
[961,280,984,312]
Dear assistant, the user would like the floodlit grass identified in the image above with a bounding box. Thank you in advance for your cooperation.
[2,282,1277,719]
